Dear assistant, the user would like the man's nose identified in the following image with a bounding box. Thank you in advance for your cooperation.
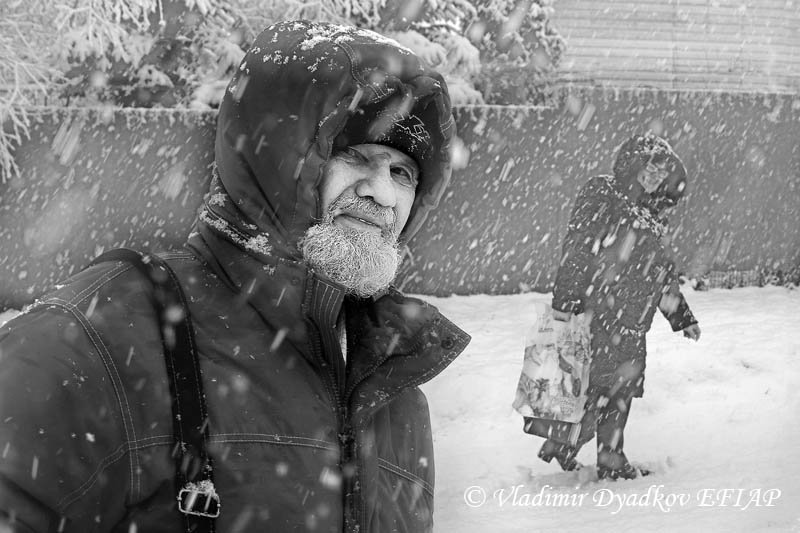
[354,161,396,207]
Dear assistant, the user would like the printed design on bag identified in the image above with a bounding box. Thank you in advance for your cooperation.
[512,305,592,424]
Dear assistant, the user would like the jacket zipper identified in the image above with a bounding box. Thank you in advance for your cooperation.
[339,410,358,532]
[306,316,359,532]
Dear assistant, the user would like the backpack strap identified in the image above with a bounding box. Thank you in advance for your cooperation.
[89,249,218,532]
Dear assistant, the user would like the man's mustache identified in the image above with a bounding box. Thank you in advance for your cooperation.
[327,194,397,232]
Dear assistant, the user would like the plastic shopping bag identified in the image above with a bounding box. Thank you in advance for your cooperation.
[512,303,592,443]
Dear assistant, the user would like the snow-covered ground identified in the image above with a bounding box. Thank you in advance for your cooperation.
[420,286,800,533]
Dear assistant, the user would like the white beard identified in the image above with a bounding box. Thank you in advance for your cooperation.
[300,196,401,298]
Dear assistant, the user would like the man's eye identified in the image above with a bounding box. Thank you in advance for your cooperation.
[391,166,418,188]
[342,147,368,163]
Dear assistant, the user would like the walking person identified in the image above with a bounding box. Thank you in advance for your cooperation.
[535,133,701,480]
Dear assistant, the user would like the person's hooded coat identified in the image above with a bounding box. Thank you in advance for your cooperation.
[0,21,470,533]
[552,135,696,400]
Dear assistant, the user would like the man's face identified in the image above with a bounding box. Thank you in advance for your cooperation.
[319,144,418,233]
[300,143,420,297]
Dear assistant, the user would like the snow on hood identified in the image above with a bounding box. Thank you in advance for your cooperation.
[213,20,455,258]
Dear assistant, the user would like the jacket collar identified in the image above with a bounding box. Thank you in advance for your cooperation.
[344,290,470,423]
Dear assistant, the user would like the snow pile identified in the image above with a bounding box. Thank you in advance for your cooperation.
[420,286,800,532]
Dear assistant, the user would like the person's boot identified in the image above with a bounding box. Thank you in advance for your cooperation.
[538,439,581,472]
[596,449,652,480]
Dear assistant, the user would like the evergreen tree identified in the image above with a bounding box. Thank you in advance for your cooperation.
[1,0,564,180]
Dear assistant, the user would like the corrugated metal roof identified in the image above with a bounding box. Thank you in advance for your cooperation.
[551,0,800,93]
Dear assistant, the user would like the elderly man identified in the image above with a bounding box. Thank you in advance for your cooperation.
[0,21,470,532]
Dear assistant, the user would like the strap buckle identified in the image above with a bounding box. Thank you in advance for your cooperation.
[177,480,221,518]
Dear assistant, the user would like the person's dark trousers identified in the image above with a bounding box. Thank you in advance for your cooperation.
[535,393,649,479]
[596,395,633,470]
[595,394,652,479]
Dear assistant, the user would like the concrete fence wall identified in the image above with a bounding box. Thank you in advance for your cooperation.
[2,88,799,309]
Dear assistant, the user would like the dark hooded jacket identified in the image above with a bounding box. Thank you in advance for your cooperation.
[552,137,696,400]
[0,21,469,533]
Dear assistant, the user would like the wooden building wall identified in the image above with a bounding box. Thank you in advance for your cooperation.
[551,0,800,92]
